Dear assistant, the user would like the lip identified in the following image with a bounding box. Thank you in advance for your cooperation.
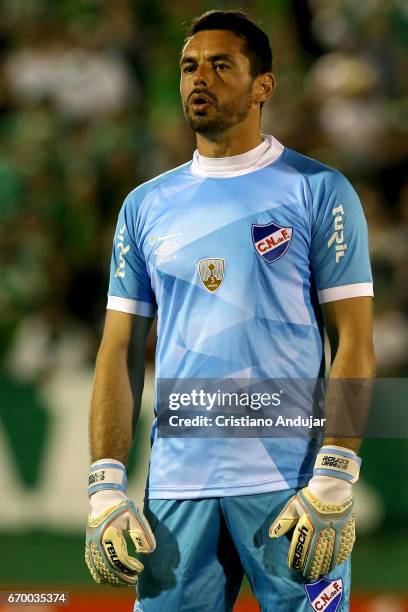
[188,92,214,112]
[190,100,211,112]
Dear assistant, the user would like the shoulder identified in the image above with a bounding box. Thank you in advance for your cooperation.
[123,161,192,212]
[279,148,355,197]
[118,161,192,235]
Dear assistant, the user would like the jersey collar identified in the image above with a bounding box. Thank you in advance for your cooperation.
[190,134,284,178]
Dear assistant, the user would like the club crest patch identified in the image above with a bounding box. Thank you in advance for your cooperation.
[252,221,293,263]
[198,258,224,292]
[304,577,343,612]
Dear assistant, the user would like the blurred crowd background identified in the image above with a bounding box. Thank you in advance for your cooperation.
[1,0,408,375]
[0,0,407,608]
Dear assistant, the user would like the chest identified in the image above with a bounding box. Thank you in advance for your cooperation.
[139,179,312,288]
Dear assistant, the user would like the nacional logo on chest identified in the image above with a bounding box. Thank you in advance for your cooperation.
[304,577,343,612]
[252,221,293,263]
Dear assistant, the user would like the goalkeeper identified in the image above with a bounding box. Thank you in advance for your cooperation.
[85,9,375,612]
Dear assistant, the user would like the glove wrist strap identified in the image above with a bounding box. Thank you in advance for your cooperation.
[313,445,361,484]
[88,458,127,496]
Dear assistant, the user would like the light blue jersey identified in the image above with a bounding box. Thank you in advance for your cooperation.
[107,136,373,499]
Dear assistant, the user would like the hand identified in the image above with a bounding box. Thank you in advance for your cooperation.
[85,460,156,587]
[269,445,361,580]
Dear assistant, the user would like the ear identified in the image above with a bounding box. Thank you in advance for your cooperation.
[253,73,276,105]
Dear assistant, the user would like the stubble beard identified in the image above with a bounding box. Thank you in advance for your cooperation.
[183,89,253,135]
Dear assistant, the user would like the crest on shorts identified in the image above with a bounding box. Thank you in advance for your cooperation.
[304,577,343,612]
[198,258,224,293]
[252,221,293,263]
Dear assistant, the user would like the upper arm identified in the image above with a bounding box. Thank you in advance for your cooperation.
[321,296,374,351]
[321,298,375,384]
[101,191,156,358]
[321,297,375,445]
[310,169,373,305]
[107,194,157,318]
[99,311,154,410]
[100,310,154,354]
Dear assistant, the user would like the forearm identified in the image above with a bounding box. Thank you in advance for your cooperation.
[89,340,134,464]
[323,341,376,453]
[86,348,156,586]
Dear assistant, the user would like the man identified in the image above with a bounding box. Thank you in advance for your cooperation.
[85,10,375,612]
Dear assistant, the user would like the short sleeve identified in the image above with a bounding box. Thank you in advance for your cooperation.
[310,170,373,304]
[107,195,157,317]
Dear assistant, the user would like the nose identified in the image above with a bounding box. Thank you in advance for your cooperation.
[193,62,210,87]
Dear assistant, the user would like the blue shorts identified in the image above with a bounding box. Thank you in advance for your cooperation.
[135,489,351,612]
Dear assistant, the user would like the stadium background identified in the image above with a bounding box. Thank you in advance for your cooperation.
[0,0,407,610]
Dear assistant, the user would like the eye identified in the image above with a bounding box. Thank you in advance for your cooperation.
[182,64,195,73]
[214,63,228,71]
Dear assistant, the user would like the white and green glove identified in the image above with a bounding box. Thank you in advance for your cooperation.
[269,445,361,580]
[85,459,156,587]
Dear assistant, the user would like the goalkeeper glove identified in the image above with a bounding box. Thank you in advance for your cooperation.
[85,459,156,587]
[269,445,361,580]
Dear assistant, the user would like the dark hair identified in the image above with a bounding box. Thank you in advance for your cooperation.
[186,10,273,77]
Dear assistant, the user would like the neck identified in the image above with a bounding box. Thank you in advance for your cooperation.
[195,116,263,158]
[190,134,284,178]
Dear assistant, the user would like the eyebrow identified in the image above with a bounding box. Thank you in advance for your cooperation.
[180,53,235,66]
